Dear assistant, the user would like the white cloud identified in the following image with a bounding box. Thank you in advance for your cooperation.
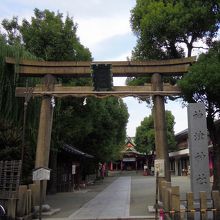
[108,51,133,62]
[0,0,135,20]
[0,0,136,59]
[77,17,131,49]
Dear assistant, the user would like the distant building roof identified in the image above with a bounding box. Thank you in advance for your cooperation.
[121,147,142,155]
[175,128,188,137]
[61,144,94,158]
[122,137,145,155]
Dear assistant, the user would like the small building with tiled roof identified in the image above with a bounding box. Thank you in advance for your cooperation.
[48,144,95,194]
[109,137,146,171]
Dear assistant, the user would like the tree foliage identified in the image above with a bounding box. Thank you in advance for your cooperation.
[135,110,176,154]
[77,98,128,162]
[0,8,129,172]
[19,9,91,61]
[178,41,220,189]
[126,0,220,93]
[0,118,22,160]
[52,97,129,162]
[179,42,220,107]
[130,0,220,59]
[0,32,41,181]
[0,37,38,121]
[1,17,21,45]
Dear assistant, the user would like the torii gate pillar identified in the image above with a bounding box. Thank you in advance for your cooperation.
[151,73,171,182]
[35,97,54,168]
[35,75,55,202]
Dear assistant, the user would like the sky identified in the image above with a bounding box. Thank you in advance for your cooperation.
[0,0,189,136]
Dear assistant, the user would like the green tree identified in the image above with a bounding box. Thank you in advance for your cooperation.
[178,41,220,190]
[1,16,21,45]
[17,9,129,163]
[130,0,220,60]
[1,8,129,170]
[0,118,22,160]
[81,97,129,162]
[126,0,220,91]
[52,97,128,162]
[19,9,91,61]
[135,110,176,154]
[0,33,41,182]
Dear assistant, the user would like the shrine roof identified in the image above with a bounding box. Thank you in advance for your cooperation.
[61,144,94,158]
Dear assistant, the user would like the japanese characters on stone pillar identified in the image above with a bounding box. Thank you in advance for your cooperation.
[187,103,210,199]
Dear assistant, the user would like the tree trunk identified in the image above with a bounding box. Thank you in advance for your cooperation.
[207,114,220,190]
[212,122,220,190]
[213,142,220,190]
[187,45,192,57]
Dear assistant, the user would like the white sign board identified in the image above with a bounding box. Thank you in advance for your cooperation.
[154,159,165,177]
[123,157,136,162]
[33,167,51,181]
[72,165,76,174]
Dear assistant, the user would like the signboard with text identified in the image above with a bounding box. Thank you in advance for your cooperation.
[154,159,165,177]
[188,103,210,199]
[123,158,136,162]
[72,165,76,175]
[33,167,51,181]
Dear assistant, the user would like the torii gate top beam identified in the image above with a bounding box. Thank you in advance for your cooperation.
[6,57,196,77]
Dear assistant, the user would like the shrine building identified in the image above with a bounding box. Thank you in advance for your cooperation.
[109,137,146,171]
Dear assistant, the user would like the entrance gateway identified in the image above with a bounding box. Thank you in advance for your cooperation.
[6,56,195,197]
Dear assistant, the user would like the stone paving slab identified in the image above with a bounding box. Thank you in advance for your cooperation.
[68,177,131,220]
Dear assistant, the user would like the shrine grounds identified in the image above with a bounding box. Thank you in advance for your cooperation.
[43,171,192,220]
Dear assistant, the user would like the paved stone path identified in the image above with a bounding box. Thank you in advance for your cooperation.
[45,175,191,220]
[68,176,131,219]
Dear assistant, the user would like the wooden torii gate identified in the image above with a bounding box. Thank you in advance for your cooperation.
[6,56,195,185]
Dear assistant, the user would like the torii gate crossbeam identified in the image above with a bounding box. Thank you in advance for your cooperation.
[6,56,194,77]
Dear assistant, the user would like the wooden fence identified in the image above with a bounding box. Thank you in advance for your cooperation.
[0,160,22,219]
[0,161,42,219]
[160,180,220,220]
[0,183,40,219]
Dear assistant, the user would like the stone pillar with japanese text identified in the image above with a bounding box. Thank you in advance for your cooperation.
[187,103,211,199]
